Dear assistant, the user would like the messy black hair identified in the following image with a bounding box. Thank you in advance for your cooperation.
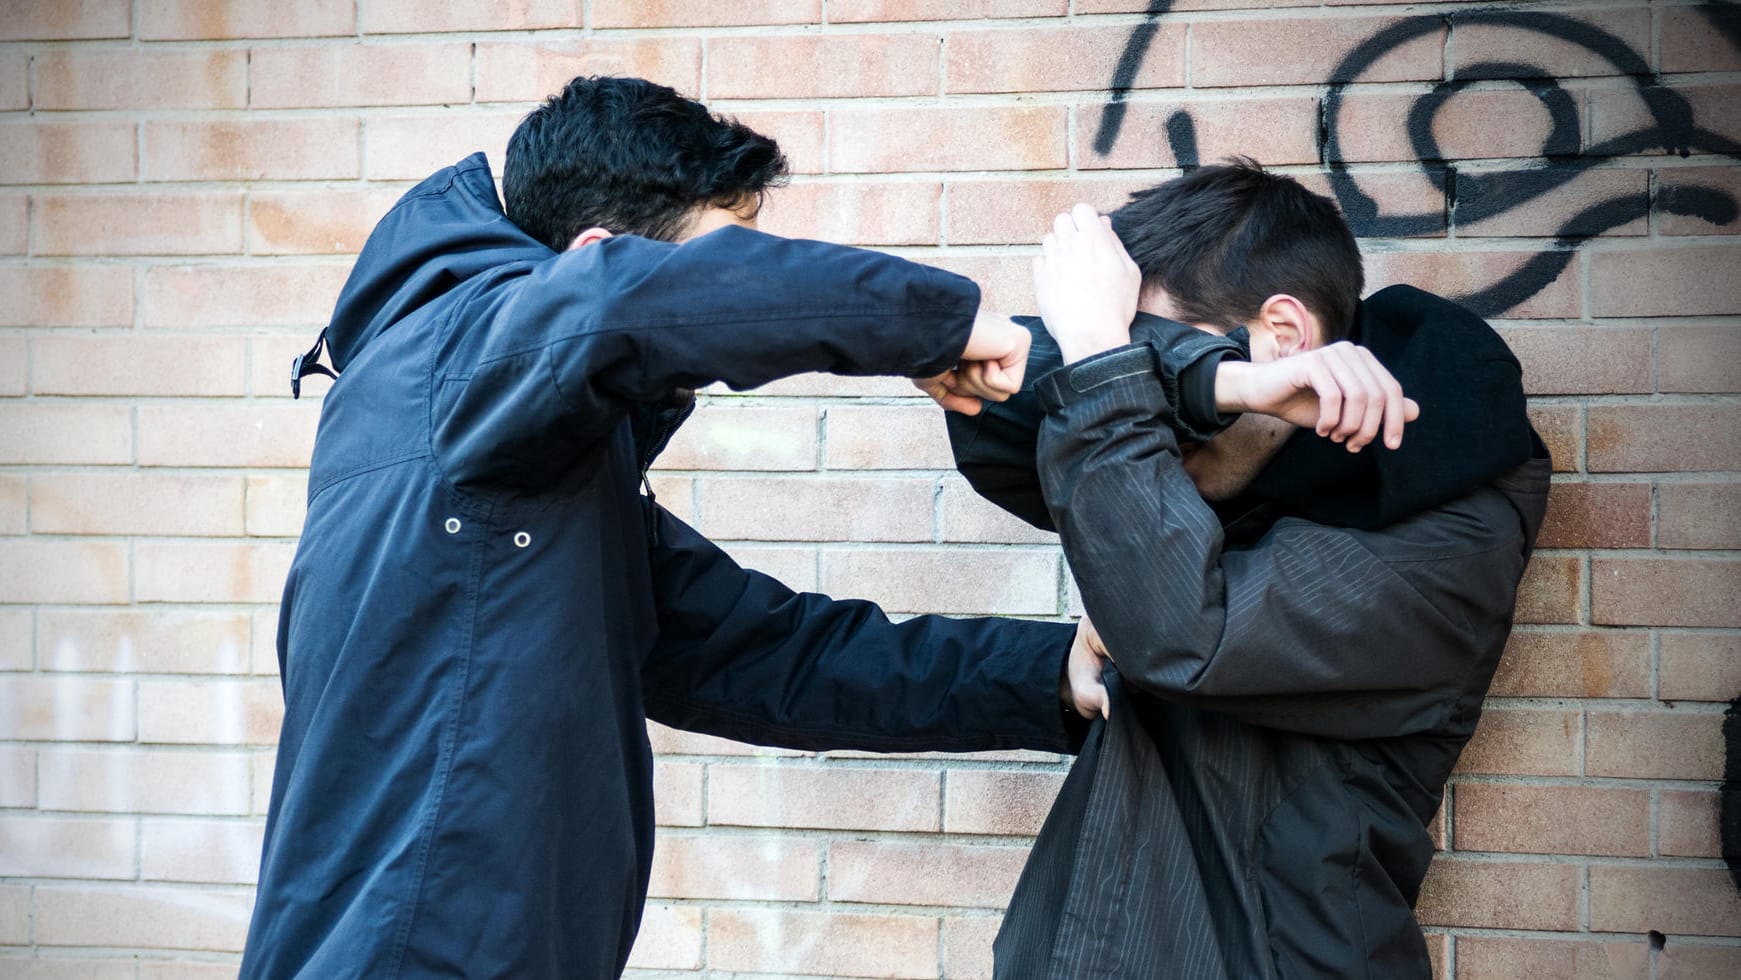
[504,75,788,248]
[1110,159,1364,340]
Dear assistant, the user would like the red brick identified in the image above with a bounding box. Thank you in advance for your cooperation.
[647,719,806,758]
[0,884,26,943]
[1489,629,1650,699]
[1660,327,1741,394]
[0,959,138,980]
[0,677,134,741]
[1593,85,1740,155]
[0,193,25,252]
[1593,558,1741,628]
[1660,790,1722,859]
[652,760,702,827]
[1659,945,1741,979]
[708,908,937,978]
[474,39,701,104]
[645,474,693,525]
[0,120,136,185]
[757,180,940,246]
[823,404,954,469]
[1659,483,1741,550]
[141,817,264,885]
[625,904,702,971]
[832,106,1067,174]
[40,609,252,675]
[0,608,33,671]
[1293,170,1450,239]
[34,335,249,397]
[835,0,1062,21]
[246,474,308,538]
[39,48,245,112]
[1535,481,1651,549]
[1587,708,1724,780]
[1195,17,1441,87]
[0,52,23,110]
[1511,554,1582,626]
[1364,249,1581,319]
[732,110,825,175]
[1414,857,1580,930]
[719,543,819,593]
[138,679,282,745]
[938,475,1058,545]
[1591,246,1741,318]
[0,475,21,535]
[712,34,938,100]
[0,0,130,40]
[592,0,817,27]
[830,840,1028,908]
[140,0,353,39]
[1458,168,1648,239]
[698,476,932,542]
[0,404,132,465]
[1659,633,1741,703]
[1589,405,1741,474]
[821,546,1058,615]
[1452,783,1648,856]
[1083,0,1315,9]
[948,24,1182,94]
[1497,327,1651,396]
[1455,936,1652,980]
[31,472,244,537]
[648,834,819,900]
[709,764,940,831]
[651,404,817,472]
[1658,166,1741,237]
[39,747,251,814]
[946,177,1149,245]
[143,263,349,328]
[1529,405,1582,474]
[252,43,470,109]
[1451,9,1650,80]
[1590,866,1741,936]
[135,540,297,604]
[739,373,925,398]
[359,0,584,33]
[943,769,1065,835]
[1454,708,1579,776]
[0,265,134,327]
[34,885,251,952]
[0,815,136,879]
[363,110,523,181]
[0,745,33,806]
[143,118,360,182]
[247,187,403,255]
[1332,90,1576,163]
[1081,97,1320,170]
[34,191,245,257]
[922,254,1035,314]
[942,915,999,980]
[1664,6,1741,74]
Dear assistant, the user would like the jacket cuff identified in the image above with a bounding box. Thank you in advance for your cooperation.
[1035,343,1160,413]
[1145,326,1247,442]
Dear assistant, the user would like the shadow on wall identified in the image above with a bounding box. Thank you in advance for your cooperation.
[1097,0,1741,318]
[1103,0,1741,897]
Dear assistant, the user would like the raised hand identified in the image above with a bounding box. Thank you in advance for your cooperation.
[1215,342,1421,452]
[914,310,1032,414]
[1031,203,1142,364]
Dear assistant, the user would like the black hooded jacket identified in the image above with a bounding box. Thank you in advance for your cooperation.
[241,155,1077,979]
[948,287,1551,978]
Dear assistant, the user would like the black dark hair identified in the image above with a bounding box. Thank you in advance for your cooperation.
[1109,159,1364,341]
[503,75,789,248]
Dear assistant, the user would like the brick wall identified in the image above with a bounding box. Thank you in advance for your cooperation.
[1,0,1737,977]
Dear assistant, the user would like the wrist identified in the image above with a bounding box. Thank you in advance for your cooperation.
[1213,360,1250,413]
[1058,327,1131,364]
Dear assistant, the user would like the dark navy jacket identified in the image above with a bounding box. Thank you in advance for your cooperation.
[241,154,1076,979]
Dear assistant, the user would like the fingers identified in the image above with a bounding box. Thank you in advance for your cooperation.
[1066,622,1110,720]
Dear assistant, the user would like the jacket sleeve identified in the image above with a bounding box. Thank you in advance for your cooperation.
[639,504,1080,754]
[1034,345,1529,740]
[434,226,979,487]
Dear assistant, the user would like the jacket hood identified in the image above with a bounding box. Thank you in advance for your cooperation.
[1236,283,1545,532]
[325,153,551,372]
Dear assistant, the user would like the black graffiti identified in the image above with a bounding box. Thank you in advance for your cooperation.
[1094,3,1741,317]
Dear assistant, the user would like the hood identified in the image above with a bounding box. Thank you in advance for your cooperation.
[324,153,551,373]
[1235,284,1545,531]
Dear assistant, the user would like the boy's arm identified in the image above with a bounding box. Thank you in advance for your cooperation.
[639,504,1080,755]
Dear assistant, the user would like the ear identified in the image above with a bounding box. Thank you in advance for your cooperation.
[566,227,614,250]
[1256,294,1319,357]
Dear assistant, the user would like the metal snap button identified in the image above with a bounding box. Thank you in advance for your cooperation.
[444,518,461,534]
[513,531,531,548]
